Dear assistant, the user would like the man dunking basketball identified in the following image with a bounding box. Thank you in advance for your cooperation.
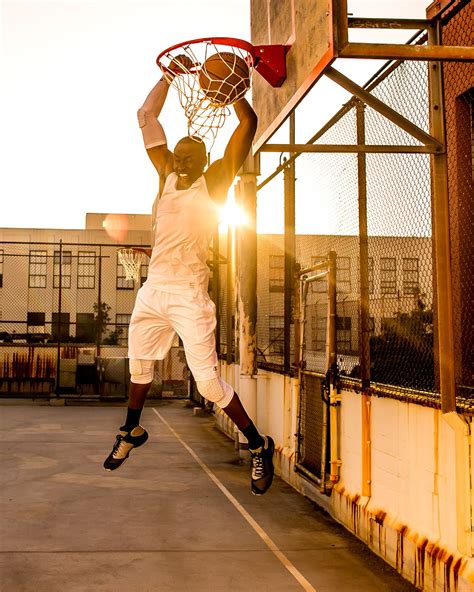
[103,60,275,496]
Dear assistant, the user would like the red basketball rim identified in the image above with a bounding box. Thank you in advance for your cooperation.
[156,37,256,72]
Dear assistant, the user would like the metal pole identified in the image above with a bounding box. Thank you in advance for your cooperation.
[284,112,296,373]
[327,252,337,373]
[226,224,234,365]
[260,143,441,154]
[96,246,102,357]
[320,386,329,492]
[236,156,259,443]
[335,0,348,49]
[327,250,340,483]
[356,101,372,498]
[236,176,258,376]
[428,23,456,413]
[212,229,220,357]
[293,268,301,368]
[55,239,63,396]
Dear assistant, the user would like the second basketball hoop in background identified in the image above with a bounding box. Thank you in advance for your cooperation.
[198,52,250,106]
[118,248,146,283]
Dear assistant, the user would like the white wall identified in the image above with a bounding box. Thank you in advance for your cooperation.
[218,361,474,591]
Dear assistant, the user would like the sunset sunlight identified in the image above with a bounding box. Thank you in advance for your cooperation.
[218,193,248,232]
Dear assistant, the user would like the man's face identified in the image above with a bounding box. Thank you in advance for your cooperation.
[173,141,206,188]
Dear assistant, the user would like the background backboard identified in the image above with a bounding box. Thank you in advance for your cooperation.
[251,0,338,151]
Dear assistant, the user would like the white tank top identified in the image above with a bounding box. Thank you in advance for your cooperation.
[146,173,219,291]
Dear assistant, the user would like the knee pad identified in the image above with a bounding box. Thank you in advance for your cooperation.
[137,108,167,149]
[195,377,234,409]
[129,359,154,385]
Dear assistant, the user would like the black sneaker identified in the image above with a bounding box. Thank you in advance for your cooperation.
[103,425,148,471]
[250,436,275,495]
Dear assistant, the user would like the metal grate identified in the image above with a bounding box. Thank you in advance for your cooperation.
[297,373,327,479]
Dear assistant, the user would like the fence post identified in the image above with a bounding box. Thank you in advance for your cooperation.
[284,112,296,373]
[327,251,337,372]
[327,250,339,483]
[428,23,456,413]
[54,239,63,396]
[96,246,102,357]
[356,100,372,498]
[236,153,260,442]
[226,224,234,365]
[212,229,220,356]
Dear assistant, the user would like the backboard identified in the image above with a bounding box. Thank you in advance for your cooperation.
[251,0,339,152]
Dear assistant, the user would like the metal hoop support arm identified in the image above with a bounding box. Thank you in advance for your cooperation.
[253,44,290,87]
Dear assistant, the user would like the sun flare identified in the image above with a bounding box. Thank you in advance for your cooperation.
[218,195,248,232]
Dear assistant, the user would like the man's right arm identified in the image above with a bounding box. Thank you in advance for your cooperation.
[137,78,174,177]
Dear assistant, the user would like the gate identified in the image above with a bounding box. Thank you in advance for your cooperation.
[295,251,339,493]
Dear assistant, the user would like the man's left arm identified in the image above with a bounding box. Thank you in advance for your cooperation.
[206,98,258,203]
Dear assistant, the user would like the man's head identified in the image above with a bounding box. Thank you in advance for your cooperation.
[173,136,207,187]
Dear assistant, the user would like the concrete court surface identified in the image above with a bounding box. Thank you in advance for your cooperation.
[0,400,416,592]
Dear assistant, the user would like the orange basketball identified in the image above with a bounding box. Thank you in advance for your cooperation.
[198,52,250,105]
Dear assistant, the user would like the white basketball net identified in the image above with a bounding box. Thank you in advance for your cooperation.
[118,249,147,283]
[159,41,254,147]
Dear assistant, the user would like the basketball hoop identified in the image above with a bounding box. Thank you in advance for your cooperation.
[157,37,288,146]
[118,248,147,283]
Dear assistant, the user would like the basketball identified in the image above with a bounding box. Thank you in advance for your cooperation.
[198,52,250,105]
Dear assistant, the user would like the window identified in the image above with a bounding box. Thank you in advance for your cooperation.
[0,250,3,288]
[310,256,327,293]
[76,313,95,342]
[117,257,134,289]
[27,312,46,333]
[78,252,96,289]
[116,314,131,345]
[269,255,284,292]
[336,316,352,354]
[311,315,326,351]
[402,258,419,295]
[52,312,70,341]
[29,250,47,288]
[336,257,351,293]
[53,250,72,288]
[380,257,397,294]
[269,315,284,354]
[368,257,374,294]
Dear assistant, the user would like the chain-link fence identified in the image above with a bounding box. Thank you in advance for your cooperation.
[0,241,188,398]
[257,56,436,394]
[253,3,473,482]
[255,1,472,407]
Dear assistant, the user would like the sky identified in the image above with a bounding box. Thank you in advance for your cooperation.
[1,0,431,231]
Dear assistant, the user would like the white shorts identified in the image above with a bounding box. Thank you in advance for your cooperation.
[128,283,219,382]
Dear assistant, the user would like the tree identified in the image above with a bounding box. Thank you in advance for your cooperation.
[102,327,123,345]
[93,301,112,344]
